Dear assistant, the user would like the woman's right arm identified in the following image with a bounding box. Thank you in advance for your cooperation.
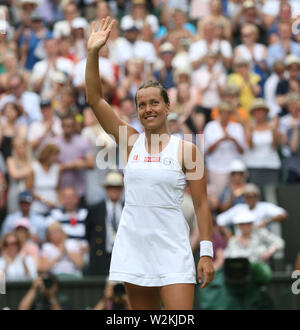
[7,158,32,181]
[85,17,138,147]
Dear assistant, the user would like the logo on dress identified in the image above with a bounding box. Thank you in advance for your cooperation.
[133,154,138,161]
[144,156,160,162]
[162,157,173,166]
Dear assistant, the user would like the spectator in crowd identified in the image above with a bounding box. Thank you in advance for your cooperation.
[0,232,37,281]
[234,23,267,75]
[116,96,143,133]
[86,171,124,276]
[189,20,232,71]
[218,159,248,213]
[81,108,116,204]
[224,211,284,263]
[70,17,88,63]
[279,93,300,145]
[6,137,33,214]
[120,0,159,35]
[217,183,288,229]
[37,0,64,25]
[153,42,175,90]
[95,0,112,22]
[156,7,197,46]
[1,190,46,243]
[30,37,74,99]
[267,21,300,70]
[39,222,84,278]
[46,186,89,264]
[211,216,230,271]
[0,21,17,75]
[117,57,146,101]
[72,45,116,105]
[52,2,81,39]
[18,10,53,71]
[265,0,292,44]
[94,280,130,310]
[13,0,39,45]
[25,144,61,216]
[0,74,42,125]
[27,99,62,154]
[264,60,285,118]
[262,0,300,32]
[211,84,250,125]
[198,0,231,41]
[231,0,266,46]
[276,54,300,117]
[48,114,94,204]
[192,51,226,110]
[0,102,27,160]
[169,66,200,117]
[18,272,71,310]
[0,52,30,95]
[13,217,40,265]
[204,101,245,197]
[118,20,157,72]
[285,110,300,183]
[166,113,184,140]
[244,99,281,191]
[227,56,261,110]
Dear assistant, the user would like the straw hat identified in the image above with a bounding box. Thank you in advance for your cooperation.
[102,172,124,187]
[250,98,269,113]
[218,101,233,113]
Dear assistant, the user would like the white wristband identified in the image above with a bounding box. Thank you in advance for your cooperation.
[200,240,214,258]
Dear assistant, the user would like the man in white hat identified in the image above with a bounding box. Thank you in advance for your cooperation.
[86,171,124,276]
[31,37,74,99]
[276,54,300,116]
[218,159,248,212]
[153,43,176,90]
[224,210,284,263]
[217,183,288,229]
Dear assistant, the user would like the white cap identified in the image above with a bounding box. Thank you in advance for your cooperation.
[51,70,67,84]
[233,211,256,225]
[285,54,300,66]
[14,217,31,230]
[230,159,247,173]
[159,42,175,54]
[72,17,88,30]
[167,113,179,122]
[0,20,9,34]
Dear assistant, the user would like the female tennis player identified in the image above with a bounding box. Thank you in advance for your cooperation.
[85,17,215,310]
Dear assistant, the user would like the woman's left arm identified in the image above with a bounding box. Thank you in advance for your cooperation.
[181,140,215,288]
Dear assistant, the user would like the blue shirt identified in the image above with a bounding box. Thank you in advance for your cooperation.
[267,41,300,69]
[1,211,46,242]
[19,30,53,71]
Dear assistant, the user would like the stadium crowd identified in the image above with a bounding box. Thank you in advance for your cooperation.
[0,0,299,309]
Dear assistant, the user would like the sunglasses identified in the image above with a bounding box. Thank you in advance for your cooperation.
[3,241,19,247]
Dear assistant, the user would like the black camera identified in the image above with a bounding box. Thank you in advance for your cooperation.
[113,283,126,298]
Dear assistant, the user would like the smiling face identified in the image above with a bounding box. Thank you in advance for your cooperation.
[136,87,170,132]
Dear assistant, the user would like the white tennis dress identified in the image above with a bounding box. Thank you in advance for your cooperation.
[109,133,196,286]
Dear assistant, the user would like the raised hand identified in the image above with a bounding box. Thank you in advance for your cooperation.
[87,16,115,52]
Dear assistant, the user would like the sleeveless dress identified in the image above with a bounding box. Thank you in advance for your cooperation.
[109,133,196,287]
